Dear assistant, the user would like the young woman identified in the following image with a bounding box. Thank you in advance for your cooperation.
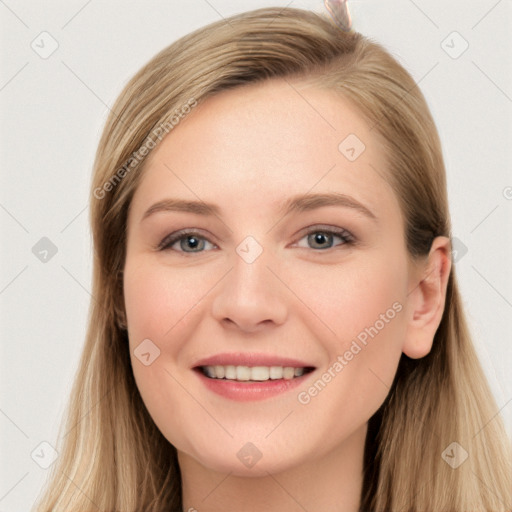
[34,6,512,512]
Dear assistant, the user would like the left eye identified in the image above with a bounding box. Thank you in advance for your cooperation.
[158,227,354,254]
[295,228,354,250]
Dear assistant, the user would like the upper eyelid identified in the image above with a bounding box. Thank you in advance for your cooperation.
[157,228,216,251]
[158,225,354,251]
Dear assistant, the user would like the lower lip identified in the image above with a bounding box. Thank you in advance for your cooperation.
[194,368,314,401]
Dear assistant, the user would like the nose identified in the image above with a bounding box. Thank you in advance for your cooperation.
[210,245,288,333]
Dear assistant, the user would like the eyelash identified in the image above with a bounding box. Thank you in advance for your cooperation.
[156,226,356,254]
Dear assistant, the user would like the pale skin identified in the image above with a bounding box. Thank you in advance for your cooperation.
[123,78,451,512]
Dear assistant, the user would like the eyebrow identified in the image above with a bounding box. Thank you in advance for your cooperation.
[141,192,377,222]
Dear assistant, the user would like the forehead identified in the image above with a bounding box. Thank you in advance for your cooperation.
[148,78,376,169]
[129,78,399,224]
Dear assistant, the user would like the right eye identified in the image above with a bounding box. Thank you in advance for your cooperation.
[158,230,217,254]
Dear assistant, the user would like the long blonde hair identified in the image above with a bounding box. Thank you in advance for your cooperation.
[33,7,512,511]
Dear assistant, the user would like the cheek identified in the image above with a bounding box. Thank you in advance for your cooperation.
[291,252,408,432]
[290,250,408,347]
[122,256,227,409]
[123,258,211,344]
[122,258,210,448]
[123,259,195,402]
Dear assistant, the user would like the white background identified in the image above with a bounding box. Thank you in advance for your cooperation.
[0,1,511,510]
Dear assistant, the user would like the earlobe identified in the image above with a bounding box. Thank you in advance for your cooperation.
[402,236,452,359]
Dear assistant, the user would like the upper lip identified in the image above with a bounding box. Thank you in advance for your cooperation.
[193,353,315,369]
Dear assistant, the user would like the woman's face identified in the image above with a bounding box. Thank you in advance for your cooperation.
[123,78,418,476]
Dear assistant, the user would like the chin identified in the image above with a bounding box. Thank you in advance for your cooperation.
[182,439,307,477]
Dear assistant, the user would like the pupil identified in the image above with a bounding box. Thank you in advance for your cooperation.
[188,236,198,247]
[311,232,331,249]
[181,236,199,252]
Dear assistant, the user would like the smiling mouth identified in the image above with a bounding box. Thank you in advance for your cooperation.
[196,365,315,382]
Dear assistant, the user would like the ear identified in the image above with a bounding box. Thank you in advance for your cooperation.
[402,236,452,359]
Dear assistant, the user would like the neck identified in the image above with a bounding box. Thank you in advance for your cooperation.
[178,423,367,512]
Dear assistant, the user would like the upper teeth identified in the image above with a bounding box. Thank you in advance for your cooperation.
[202,365,305,381]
